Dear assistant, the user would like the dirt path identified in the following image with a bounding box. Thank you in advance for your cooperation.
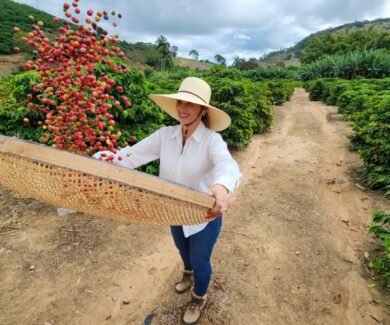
[0,88,389,325]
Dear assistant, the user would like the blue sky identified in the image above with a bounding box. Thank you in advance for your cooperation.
[14,0,390,64]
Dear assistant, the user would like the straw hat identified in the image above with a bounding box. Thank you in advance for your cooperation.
[148,77,231,131]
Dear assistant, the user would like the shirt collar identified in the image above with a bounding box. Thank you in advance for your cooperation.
[170,121,207,144]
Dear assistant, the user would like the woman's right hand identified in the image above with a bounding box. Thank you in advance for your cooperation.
[92,149,131,168]
[205,184,230,220]
[92,150,120,163]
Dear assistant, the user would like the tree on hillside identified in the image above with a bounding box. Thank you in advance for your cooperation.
[155,35,172,71]
[242,58,259,70]
[232,56,245,69]
[214,54,226,66]
[300,27,390,64]
[300,32,336,64]
[189,49,199,60]
[170,45,178,58]
[232,56,259,70]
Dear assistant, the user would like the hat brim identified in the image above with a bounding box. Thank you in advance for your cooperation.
[149,93,231,132]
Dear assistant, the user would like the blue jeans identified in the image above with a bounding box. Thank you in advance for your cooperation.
[170,216,222,297]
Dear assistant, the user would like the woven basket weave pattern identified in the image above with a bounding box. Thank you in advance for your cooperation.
[0,152,210,225]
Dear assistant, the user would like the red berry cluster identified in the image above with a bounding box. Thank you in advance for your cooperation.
[13,0,131,155]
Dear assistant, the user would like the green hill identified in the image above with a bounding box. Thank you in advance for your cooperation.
[0,0,62,55]
[260,18,390,66]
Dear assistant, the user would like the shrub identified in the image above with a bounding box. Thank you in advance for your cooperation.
[305,78,390,192]
[368,211,390,288]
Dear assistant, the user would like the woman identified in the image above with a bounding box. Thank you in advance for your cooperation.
[94,77,241,324]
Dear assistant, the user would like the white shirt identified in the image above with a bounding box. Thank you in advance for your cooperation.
[94,122,241,237]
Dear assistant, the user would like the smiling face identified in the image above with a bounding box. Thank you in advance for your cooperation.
[176,100,204,125]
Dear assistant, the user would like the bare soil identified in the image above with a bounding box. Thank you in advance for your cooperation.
[0,54,27,76]
[174,58,213,71]
[0,88,389,325]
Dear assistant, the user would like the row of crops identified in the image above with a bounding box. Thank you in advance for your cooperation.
[304,77,390,287]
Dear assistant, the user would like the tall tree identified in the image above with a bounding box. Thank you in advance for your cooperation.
[189,49,199,60]
[232,56,245,69]
[214,54,226,66]
[155,35,172,71]
[170,45,178,58]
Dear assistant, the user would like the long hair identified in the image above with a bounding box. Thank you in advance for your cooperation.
[201,107,210,128]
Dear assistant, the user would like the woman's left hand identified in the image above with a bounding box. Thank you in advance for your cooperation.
[206,184,230,220]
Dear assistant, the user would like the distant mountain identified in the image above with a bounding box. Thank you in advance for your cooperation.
[259,18,390,66]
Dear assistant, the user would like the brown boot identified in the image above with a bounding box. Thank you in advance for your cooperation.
[175,270,193,294]
[183,291,207,325]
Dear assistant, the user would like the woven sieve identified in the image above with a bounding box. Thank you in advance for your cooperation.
[0,135,215,225]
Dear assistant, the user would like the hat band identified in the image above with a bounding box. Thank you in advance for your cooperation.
[178,90,208,105]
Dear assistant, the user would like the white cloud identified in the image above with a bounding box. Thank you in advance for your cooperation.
[13,0,390,64]
[233,33,251,41]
